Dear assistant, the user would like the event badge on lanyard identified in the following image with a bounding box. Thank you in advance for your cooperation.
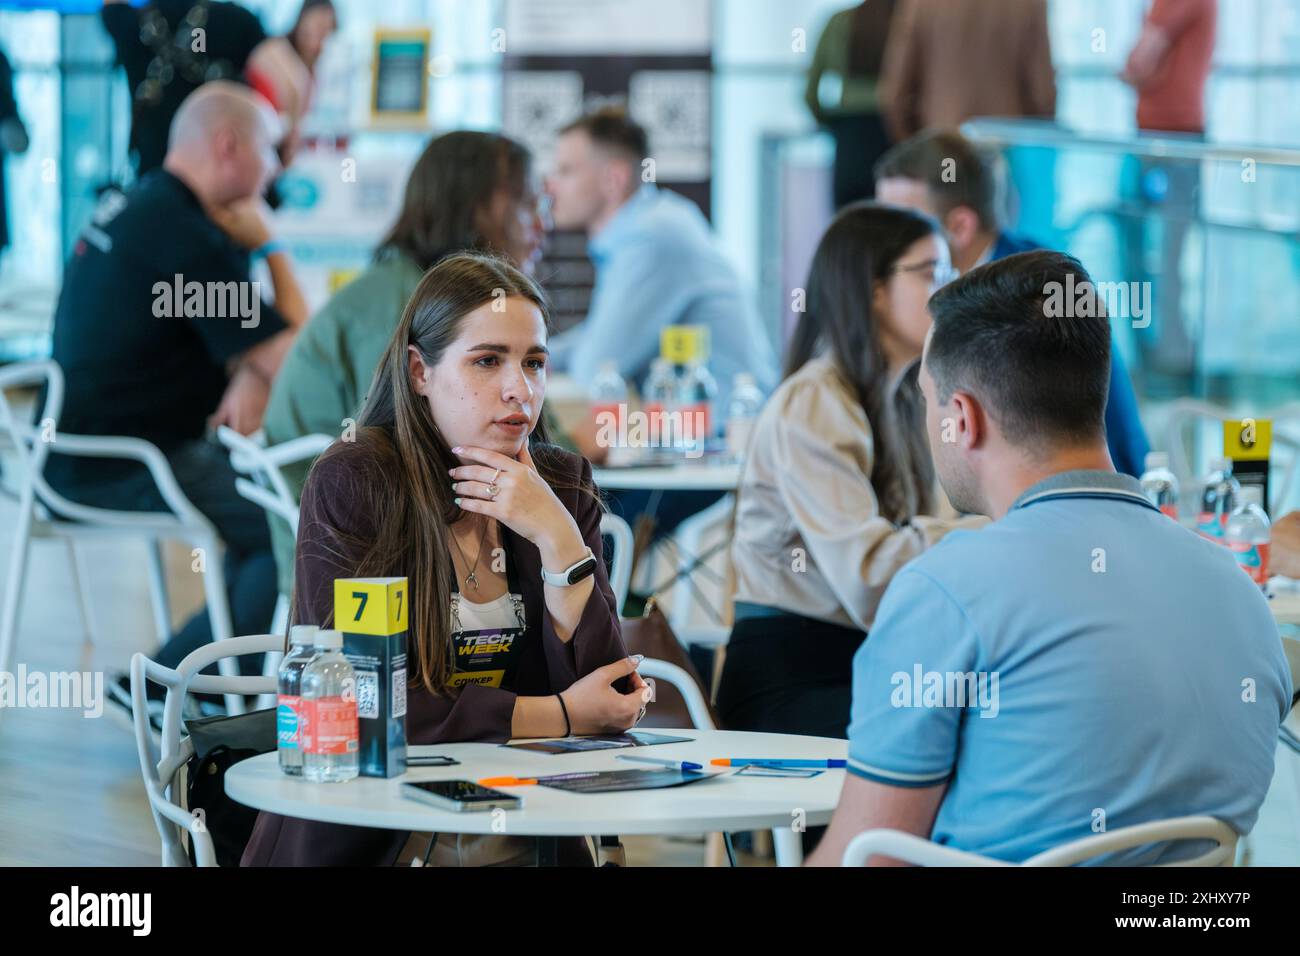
[448,548,527,690]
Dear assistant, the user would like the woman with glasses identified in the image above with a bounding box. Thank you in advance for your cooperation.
[717,203,983,765]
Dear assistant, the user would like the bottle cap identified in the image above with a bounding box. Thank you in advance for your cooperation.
[1144,451,1168,470]
[313,629,343,650]
[289,624,319,646]
[1208,456,1230,474]
[734,372,755,387]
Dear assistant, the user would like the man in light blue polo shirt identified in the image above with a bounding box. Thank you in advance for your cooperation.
[807,250,1293,866]
[544,106,778,419]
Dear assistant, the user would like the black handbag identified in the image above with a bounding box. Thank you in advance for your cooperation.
[184,706,276,867]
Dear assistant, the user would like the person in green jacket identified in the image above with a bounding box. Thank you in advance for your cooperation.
[263,130,544,598]
[804,0,899,207]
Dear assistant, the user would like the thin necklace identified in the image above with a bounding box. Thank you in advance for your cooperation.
[450,517,492,591]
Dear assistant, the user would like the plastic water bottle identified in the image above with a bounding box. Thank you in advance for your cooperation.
[643,358,678,449]
[276,624,320,776]
[725,373,764,462]
[1225,484,1271,588]
[1139,451,1180,520]
[301,629,359,783]
[678,360,717,456]
[590,361,631,464]
[1196,457,1240,544]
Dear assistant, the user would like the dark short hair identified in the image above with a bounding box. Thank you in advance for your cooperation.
[560,106,649,165]
[874,128,1000,231]
[924,250,1111,451]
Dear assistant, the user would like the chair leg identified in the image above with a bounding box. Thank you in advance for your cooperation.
[146,539,173,644]
[0,484,36,700]
[198,540,242,715]
[65,538,96,643]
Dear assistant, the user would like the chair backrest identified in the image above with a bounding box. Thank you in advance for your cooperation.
[1023,815,1238,867]
[599,512,634,615]
[635,657,716,730]
[215,426,334,535]
[841,815,1238,867]
[130,635,279,866]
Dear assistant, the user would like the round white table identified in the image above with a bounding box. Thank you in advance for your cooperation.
[592,462,741,492]
[1268,586,1300,626]
[226,729,846,866]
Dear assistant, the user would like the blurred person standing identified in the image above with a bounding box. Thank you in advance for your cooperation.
[46,83,307,717]
[0,46,28,263]
[878,0,1055,141]
[262,131,544,602]
[804,0,900,207]
[1121,0,1217,381]
[101,0,308,177]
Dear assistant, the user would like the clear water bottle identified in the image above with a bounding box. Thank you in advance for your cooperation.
[678,360,717,457]
[643,358,678,450]
[1139,451,1180,520]
[277,624,320,776]
[1196,457,1240,544]
[301,629,359,783]
[590,360,631,464]
[725,373,764,462]
[1225,484,1271,588]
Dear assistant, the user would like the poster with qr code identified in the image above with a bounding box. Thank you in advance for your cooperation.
[502,71,585,169]
[355,671,379,720]
[392,668,407,719]
[628,70,711,182]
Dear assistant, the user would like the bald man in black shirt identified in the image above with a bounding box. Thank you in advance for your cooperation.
[49,82,306,713]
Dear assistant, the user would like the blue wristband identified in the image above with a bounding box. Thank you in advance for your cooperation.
[251,239,286,260]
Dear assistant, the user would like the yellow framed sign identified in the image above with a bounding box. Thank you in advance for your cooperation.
[370,28,432,125]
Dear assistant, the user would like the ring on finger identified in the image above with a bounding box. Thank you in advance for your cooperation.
[486,482,501,499]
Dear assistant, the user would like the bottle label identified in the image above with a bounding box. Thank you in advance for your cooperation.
[1196,511,1228,540]
[303,696,358,755]
[277,694,301,751]
[1158,504,1178,520]
[1229,540,1270,585]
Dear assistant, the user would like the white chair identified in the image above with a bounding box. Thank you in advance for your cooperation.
[599,512,634,615]
[131,634,279,866]
[215,426,333,707]
[635,657,716,731]
[842,816,1239,867]
[0,361,244,715]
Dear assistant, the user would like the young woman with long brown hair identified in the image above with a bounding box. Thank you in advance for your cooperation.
[243,252,647,867]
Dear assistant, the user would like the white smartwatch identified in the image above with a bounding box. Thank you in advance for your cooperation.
[541,547,597,587]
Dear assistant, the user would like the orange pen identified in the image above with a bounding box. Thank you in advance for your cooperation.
[478,776,538,787]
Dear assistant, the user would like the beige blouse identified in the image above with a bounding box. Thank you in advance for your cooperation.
[731,355,986,632]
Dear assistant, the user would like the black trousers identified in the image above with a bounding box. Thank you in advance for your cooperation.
[716,611,866,856]
[826,112,892,209]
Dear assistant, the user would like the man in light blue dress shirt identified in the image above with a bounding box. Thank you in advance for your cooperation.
[545,107,778,422]
[806,249,1293,866]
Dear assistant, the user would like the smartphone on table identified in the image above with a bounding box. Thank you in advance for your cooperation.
[401,779,522,812]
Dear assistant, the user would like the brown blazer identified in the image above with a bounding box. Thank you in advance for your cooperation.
[241,433,627,866]
[880,0,1057,141]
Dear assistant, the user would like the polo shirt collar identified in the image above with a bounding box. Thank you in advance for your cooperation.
[157,168,203,211]
[1011,469,1157,512]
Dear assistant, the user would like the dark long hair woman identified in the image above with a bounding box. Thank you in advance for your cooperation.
[243,253,646,867]
[719,202,978,756]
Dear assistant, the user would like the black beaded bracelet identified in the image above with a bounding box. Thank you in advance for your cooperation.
[555,693,572,737]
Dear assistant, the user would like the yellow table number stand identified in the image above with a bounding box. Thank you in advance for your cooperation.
[1223,418,1272,515]
[660,326,710,365]
[334,577,409,778]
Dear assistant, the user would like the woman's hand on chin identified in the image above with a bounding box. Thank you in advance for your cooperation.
[448,443,587,568]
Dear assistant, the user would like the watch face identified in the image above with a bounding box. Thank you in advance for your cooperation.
[567,557,598,585]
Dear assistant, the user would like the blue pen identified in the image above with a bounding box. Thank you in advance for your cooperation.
[617,755,703,772]
[711,758,846,769]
